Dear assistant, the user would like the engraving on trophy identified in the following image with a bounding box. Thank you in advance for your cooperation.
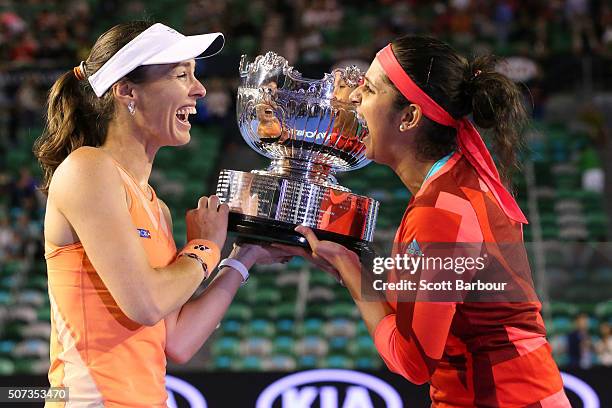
[217,52,379,251]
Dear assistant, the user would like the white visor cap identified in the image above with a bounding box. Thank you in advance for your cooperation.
[88,23,224,97]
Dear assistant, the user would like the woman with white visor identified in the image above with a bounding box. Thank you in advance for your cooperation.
[35,21,284,407]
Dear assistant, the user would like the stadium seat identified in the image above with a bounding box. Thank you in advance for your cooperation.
[328,336,350,354]
[263,355,296,371]
[324,318,356,337]
[275,319,295,336]
[351,335,378,357]
[321,355,353,369]
[307,286,335,302]
[22,322,51,340]
[240,355,263,370]
[14,338,48,358]
[272,336,295,356]
[252,288,282,304]
[551,317,573,335]
[224,303,252,322]
[275,302,297,320]
[324,302,357,319]
[211,336,241,357]
[550,302,579,317]
[295,336,328,357]
[241,337,272,357]
[219,320,242,336]
[595,301,612,320]
[297,355,319,369]
[354,356,382,370]
[243,319,275,337]
[0,358,15,375]
[301,318,325,336]
[211,355,232,370]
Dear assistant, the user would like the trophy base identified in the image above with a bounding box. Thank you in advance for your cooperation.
[228,212,373,257]
[217,169,379,243]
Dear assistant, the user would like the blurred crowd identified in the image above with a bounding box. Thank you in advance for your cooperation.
[0,0,610,371]
[0,0,610,138]
[552,313,612,368]
[2,0,610,66]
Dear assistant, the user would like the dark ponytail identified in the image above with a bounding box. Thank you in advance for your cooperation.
[467,54,527,181]
[387,36,528,183]
[33,20,153,194]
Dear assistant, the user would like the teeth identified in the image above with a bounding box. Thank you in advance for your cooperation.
[176,106,197,119]
[176,106,196,123]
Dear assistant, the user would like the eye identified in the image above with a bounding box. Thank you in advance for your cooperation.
[177,72,187,79]
[363,83,373,93]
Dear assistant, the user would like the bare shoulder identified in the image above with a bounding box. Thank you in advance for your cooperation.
[49,147,123,209]
[54,146,115,178]
[50,147,117,191]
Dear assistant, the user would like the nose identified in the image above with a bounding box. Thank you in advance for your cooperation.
[349,86,362,105]
[191,79,206,99]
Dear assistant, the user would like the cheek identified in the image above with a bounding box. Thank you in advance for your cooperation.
[366,106,391,135]
[141,91,175,121]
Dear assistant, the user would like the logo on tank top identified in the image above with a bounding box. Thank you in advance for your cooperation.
[407,239,423,256]
[137,228,151,239]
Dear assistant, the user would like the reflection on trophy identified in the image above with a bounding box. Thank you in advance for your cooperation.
[216,52,379,253]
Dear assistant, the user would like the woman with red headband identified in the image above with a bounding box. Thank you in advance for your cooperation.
[279,36,570,407]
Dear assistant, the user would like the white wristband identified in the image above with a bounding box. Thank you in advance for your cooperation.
[219,258,249,285]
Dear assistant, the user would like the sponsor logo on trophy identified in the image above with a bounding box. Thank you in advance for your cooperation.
[216,52,379,253]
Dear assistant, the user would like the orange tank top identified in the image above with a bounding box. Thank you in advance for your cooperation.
[45,160,176,407]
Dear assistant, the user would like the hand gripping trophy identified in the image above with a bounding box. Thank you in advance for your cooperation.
[216,52,379,255]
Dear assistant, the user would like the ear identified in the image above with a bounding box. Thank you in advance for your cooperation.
[112,80,136,108]
[399,104,422,131]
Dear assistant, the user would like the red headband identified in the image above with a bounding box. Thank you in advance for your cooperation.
[376,44,527,224]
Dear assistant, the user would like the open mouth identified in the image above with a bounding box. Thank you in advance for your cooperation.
[356,113,368,130]
[176,106,196,125]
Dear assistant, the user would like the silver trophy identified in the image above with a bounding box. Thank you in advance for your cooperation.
[216,52,379,253]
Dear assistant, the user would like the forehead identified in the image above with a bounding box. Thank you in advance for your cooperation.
[175,59,196,69]
[138,59,196,82]
[365,59,389,90]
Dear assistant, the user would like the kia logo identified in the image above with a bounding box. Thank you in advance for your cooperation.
[166,375,207,408]
[164,370,600,408]
[561,372,600,408]
[256,369,403,408]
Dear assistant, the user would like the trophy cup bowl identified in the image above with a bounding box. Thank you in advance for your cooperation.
[216,52,379,254]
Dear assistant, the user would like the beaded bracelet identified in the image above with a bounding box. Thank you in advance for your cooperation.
[177,239,221,278]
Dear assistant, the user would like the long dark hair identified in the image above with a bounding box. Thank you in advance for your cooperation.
[387,36,528,182]
[33,20,154,194]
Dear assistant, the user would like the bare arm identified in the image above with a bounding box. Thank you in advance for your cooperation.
[50,147,224,326]
[334,254,395,337]
[164,266,243,363]
[279,226,394,336]
[164,244,290,363]
[160,199,241,363]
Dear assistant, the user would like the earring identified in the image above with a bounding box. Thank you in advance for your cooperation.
[128,101,136,116]
[399,123,406,131]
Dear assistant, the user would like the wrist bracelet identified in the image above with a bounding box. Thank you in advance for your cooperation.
[177,239,221,276]
[178,252,209,278]
[219,258,249,285]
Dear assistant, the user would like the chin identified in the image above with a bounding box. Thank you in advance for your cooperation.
[173,131,192,146]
